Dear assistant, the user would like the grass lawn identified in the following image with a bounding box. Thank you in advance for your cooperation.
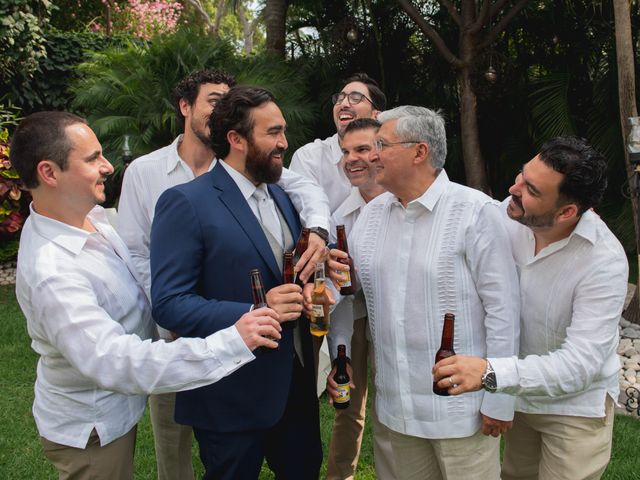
[0,284,637,479]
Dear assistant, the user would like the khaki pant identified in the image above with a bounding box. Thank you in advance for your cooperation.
[325,316,397,480]
[149,392,195,480]
[502,396,615,480]
[386,427,500,480]
[41,426,136,480]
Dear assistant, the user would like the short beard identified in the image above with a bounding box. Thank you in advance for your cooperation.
[508,197,556,228]
[190,117,211,148]
[246,142,284,184]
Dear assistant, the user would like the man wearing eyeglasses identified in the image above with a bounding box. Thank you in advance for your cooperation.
[327,106,520,479]
[117,69,331,480]
[290,74,394,480]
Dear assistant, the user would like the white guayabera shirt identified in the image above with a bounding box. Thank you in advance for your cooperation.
[344,170,520,439]
[16,205,254,448]
[490,202,628,418]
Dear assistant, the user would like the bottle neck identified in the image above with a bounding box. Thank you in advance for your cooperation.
[440,317,454,350]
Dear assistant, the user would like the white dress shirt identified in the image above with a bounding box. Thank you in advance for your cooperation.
[490,202,628,418]
[117,135,330,338]
[16,205,255,448]
[327,187,368,358]
[343,171,520,439]
[290,133,351,213]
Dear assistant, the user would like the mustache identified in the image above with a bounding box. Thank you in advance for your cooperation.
[511,194,523,209]
[270,147,286,157]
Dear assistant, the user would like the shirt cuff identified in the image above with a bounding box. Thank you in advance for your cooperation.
[304,215,330,232]
[488,356,520,393]
[204,324,255,373]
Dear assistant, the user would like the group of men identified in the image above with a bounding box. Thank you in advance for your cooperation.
[10,67,628,480]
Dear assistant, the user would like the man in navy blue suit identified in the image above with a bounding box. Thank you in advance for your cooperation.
[150,86,322,479]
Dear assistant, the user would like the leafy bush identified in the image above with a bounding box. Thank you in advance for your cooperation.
[0,0,52,80]
[0,106,30,243]
[3,30,122,114]
[71,28,315,165]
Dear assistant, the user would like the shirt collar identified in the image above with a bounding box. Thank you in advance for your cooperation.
[396,169,449,211]
[340,187,367,216]
[164,135,185,174]
[567,209,597,245]
[218,159,260,201]
[29,203,109,256]
[329,134,342,165]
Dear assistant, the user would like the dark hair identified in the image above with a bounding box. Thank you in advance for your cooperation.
[343,117,381,137]
[341,73,387,111]
[209,85,276,159]
[172,69,237,127]
[538,136,608,214]
[10,111,87,189]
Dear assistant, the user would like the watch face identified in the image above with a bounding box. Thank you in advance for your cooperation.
[484,372,497,392]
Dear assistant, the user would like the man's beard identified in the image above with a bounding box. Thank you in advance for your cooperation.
[246,141,284,184]
[191,117,211,148]
[507,195,556,228]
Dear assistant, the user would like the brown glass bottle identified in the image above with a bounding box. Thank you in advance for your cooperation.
[309,262,330,336]
[292,228,310,287]
[335,225,357,295]
[333,344,351,409]
[433,313,455,396]
[250,269,278,353]
[281,251,297,330]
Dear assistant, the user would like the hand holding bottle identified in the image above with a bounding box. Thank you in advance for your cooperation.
[266,284,304,323]
[234,307,282,351]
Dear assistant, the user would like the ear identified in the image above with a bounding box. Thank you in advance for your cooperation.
[414,142,430,166]
[556,203,579,222]
[36,160,59,187]
[179,98,191,119]
[227,130,246,154]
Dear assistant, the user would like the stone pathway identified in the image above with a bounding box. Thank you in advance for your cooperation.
[0,260,639,416]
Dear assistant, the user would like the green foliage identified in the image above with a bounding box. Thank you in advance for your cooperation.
[71,28,315,165]
[0,0,53,80]
[3,30,121,114]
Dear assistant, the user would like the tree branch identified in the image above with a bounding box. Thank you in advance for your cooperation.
[397,0,463,68]
[183,0,216,35]
[470,0,491,34]
[479,0,530,49]
[437,0,461,26]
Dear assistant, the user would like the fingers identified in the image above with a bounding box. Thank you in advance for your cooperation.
[295,233,327,283]
[327,249,350,288]
[236,308,283,351]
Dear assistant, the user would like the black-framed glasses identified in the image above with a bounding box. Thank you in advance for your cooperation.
[331,91,375,107]
[374,139,421,151]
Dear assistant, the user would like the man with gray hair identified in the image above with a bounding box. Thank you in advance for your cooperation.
[326,106,520,479]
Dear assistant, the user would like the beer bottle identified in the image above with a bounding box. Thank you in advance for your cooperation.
[292,228,310,287]
[433,313,455,396]
[335,225,357,295]
[281,251,297,330]
[309,262,330,336]
[250,269,278,352]
[333,344,351,409]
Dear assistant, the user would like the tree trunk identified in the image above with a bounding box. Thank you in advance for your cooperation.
[264,0,288,58]
[613,0,640,323]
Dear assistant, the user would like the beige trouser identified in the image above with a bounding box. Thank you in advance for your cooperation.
[149,392,195,480]
[502,396,615,480]
[386,426,500,480]
[41,426,136,480]
[325,316,397,480]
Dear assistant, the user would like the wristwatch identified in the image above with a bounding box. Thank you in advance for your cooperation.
[481,360,497,393]
[309,227,329,243]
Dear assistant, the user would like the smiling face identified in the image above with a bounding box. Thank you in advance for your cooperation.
[245,101,288,184]
[341,127,378,188]
[370,119,416,194]
[332,81,378,135]
[507,154,566,228]
[56,123,114,208]
[183,82,230,146]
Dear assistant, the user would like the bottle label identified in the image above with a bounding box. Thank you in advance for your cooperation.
[311,304,324,317]
[337,271,352,288]
[335,383,350,403]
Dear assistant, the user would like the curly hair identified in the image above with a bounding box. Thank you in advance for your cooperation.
[538,136,608,214]
[208,86,275,159]
[172,69,237,128]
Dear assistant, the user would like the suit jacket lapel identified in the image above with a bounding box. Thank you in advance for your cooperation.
[212,163,282,279]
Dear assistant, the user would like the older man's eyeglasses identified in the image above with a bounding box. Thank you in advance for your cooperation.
[374,139,421,151]
[332,91,375,107]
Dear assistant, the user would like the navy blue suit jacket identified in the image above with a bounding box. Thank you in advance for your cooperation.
[150,162,315,432]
